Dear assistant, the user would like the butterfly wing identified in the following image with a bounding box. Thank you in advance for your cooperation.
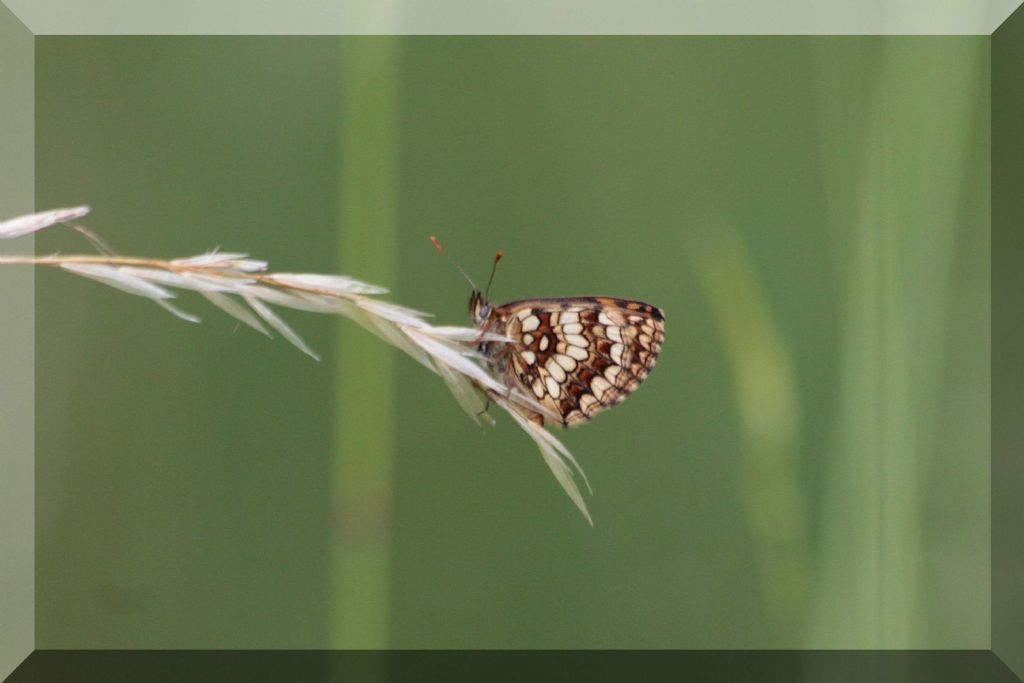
[495,297,665,427]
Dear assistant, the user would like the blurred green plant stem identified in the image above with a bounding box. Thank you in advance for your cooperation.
[333,37,401,649]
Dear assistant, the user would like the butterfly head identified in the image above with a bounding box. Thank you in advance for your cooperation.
[469,290,495,327]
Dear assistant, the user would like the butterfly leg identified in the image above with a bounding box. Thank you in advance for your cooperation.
[471,317,499,346]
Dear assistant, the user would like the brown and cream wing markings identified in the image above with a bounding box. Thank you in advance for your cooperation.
[495,297,665,427]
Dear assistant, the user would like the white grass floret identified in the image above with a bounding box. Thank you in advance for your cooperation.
[60,263,175,300]
[266,273,389,296]
[242,292,321,361]
[0,206,91,239]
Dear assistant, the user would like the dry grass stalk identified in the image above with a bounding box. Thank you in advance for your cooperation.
[0,206,593,523]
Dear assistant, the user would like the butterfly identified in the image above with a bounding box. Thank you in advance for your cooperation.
[432,237,665,428]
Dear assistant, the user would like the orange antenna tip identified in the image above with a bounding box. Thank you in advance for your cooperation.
[485,249,504,298]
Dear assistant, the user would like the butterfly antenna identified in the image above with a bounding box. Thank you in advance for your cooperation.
[430,236,478,291]
[484,250,503,300]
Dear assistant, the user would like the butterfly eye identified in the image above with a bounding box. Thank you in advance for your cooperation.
[479,303,490,317]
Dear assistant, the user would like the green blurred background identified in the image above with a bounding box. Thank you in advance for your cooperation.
[34,37,990,649]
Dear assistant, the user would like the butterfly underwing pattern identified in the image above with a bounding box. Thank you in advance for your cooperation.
[471,293,665,427]
[431,237,664,429]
